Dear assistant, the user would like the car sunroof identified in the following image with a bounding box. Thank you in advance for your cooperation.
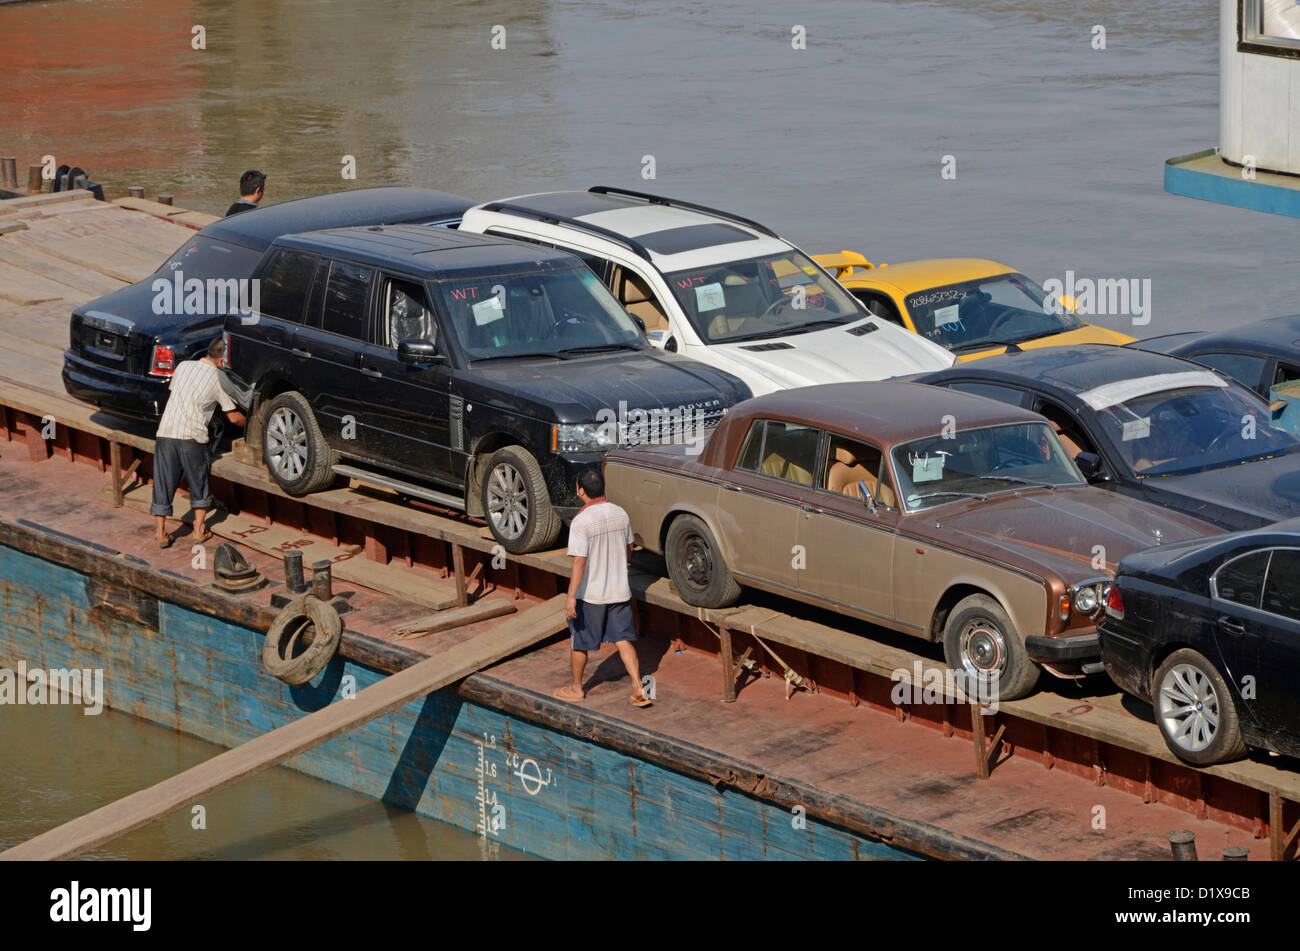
[637,223,758,254]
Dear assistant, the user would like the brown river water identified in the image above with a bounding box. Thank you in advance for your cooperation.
[0,0,1288,858]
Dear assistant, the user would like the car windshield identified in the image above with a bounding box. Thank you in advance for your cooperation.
[1091,385,1300,476]
[903,273,1083,352]
[156,236,263,282]
[664,251,863,344]
[435,267,645,361]
[892,422,1084,512]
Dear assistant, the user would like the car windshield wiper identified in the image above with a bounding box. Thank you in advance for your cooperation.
[976,475,1056,490]
[471,352,566,363]
[906,489,988,506]
[555,343,643,357]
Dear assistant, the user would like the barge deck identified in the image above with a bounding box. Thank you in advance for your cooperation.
[1,189,1298,860]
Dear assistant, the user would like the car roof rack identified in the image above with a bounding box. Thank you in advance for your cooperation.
[588,185,779,238]
[479,201,653,261]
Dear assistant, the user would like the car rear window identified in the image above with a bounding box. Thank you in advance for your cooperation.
[157,236,262,282]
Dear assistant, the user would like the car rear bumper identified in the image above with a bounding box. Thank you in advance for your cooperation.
[62,352,165,421]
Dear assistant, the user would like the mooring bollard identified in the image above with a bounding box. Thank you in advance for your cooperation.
[1,157,16,191]
[283,550,306,594]
[157,194,173,206]
[27,165,43,194]
[1168,830,1198,861]
[311,560,333,601]
[1222,846,1249,861]
[128,186,144,199]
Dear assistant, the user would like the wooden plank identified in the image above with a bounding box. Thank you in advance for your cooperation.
[0,260,68,304]
[0,190,99,216]
[391,599,517,639]
[0,595,567,861]
[0,240,126,297]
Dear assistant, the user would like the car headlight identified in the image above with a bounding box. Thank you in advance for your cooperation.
[1069,580,1111,616]
[554,421,619,453]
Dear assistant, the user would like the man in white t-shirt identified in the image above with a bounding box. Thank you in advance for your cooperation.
[151,337,246,549]
[555,469,651,707]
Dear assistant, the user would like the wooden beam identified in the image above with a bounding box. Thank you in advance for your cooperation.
[0,595,567,861]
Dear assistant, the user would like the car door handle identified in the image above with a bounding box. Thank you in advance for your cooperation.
[290,347,312,359]
[359,366,382,379]
[801,504,824,515]
[723,484,743,493]
[1217,615,1246,636]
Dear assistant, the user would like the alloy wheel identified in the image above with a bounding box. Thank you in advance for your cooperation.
[486,462,529,540]
[1158,663,1220,753]
[266,406,308,481]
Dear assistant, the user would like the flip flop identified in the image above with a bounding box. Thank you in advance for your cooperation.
[630,694,653,708]
[194,529,213,544]
[553,686,585,703]
[158,536,173,550]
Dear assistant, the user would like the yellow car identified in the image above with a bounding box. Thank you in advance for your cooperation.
[813,252,1134,361]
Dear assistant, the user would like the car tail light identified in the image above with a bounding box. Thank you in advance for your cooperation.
[149,344,176,377]
[1106,583,1124,620]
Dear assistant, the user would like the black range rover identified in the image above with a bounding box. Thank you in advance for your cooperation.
[225,224,750,552]
[62,187,474,424]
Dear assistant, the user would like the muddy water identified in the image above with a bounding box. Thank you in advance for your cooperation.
[1,0,1289,332]
[0,697,529,859]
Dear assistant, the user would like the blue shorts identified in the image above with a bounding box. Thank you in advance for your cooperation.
[569,600,636,652]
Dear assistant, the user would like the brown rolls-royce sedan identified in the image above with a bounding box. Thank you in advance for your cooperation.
[605,382,1222,699]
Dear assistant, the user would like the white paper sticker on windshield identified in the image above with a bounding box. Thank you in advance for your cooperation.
[695,282,726,312]
[912,453,946,483]
[471,296,504,326]
[933,304,960,328]
[1121,417,1151,441]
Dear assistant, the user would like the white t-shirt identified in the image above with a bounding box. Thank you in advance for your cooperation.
[156,359,236,444]
[567,500,634,604]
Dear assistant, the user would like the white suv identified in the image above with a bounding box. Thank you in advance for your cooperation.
[458,187,954,395]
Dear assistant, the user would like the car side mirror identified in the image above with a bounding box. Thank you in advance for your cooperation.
[1075,451,1104,481]
[629,314,647,335]
[397,339,443,364]
[857,479,877,514]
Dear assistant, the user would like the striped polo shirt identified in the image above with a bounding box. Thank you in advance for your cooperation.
[156,359,236,444]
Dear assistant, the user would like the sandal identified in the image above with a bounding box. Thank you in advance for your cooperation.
[194,529,213,544]
[553,686,585,703]
[157,536,173,550]
[630,693,653,708]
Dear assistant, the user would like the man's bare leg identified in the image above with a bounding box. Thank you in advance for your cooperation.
[615,640,645,698]
[569,649,588,695]
[155,514,169,544]
[193,506,207,538]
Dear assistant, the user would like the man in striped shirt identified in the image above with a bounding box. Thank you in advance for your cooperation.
[151,337,246,548]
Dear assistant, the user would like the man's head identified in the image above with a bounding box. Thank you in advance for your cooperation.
[576,468,604,502]
[239,170,266,203]
[205,336,226,363]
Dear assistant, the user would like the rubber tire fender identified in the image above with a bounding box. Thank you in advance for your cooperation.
[262,595,342,685]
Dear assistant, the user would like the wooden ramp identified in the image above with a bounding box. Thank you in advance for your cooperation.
[0,595,567,861]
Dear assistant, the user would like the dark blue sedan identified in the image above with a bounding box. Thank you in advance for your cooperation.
[915,344,1300,531]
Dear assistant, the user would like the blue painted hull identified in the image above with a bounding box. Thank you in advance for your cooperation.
[0,543,919,860]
